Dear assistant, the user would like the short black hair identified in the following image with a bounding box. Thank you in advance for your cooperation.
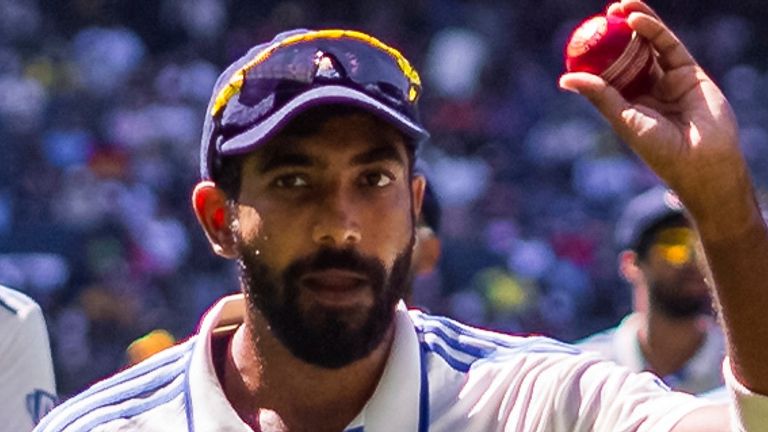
[212,105,417,200]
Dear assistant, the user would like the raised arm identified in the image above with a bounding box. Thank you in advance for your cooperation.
[560,0,768,429]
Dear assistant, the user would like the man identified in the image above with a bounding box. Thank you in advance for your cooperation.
[35,1,768,430]
[0,285,57,431]
[578,186,725,394]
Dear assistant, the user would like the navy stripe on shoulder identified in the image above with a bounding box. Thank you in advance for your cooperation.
[41,362,187,432]
[76,340,193,399]
[74,375,186,432]
[417,343,430,432]
[345,427,364,432]
[415,313,581,355]
[415,314,489,372]
[183,352,195,431]
[36,340,194,431]
[420,340,472,373]
[423,325,492,358]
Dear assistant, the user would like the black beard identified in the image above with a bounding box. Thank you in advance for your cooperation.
[649,281,713,319]
[236,241,413,369]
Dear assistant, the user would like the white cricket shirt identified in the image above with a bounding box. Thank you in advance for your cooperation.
[36,294,729,432]
[577,313,725,394]
[0,285,57,431]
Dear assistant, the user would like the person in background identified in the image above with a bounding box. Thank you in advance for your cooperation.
[125,329,177,367]
[404,172,442,308]
[0,285,57,431]
[578,186,724,394]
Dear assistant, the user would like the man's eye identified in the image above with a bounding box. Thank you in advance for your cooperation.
[362,172,394,187]
[274,175,309,188]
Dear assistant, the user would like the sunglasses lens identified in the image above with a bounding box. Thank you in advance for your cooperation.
[652,227,695,266]
[222,36,418,127]
[658,244,691,266]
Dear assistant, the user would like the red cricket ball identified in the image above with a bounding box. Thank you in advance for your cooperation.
[564,9,658,99]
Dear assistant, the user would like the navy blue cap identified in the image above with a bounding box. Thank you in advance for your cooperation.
[200,29,430,180]
[615,185,686,251]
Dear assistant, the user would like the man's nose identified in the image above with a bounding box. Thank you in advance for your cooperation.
[311,187,362,247]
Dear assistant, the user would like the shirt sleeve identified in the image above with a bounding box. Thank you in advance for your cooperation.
[564,356,717,431]
[509,351,718,432]
[464,345,717,431]
[722,357,768,431]
[0,294,58,431]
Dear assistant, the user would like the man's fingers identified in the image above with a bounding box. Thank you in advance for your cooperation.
[559,71,606,95]
[559,72,639,143]
[619,0,661,21]
[654,65,707,103]
[627,12,696,71]
[606,2,622,16]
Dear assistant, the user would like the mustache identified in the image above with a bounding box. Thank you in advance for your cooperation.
[288,247,386,277]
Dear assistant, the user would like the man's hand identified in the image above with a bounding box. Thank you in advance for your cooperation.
[559,0,751,237]
[560,0,768,404]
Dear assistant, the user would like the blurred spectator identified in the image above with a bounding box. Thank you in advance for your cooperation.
[0,75,47,134]
[578,186,725,394]
[406,174,443,311]
[425,28,489,100]
[71,26,146,96]
[126,328,176,366]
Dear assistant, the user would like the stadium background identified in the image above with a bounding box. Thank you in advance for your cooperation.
[2,0,768,397]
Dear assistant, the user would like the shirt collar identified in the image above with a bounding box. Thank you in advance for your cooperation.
[345,301,422,431]
[679,318,725,382]
[616,313,725,384]
[188,294,252,432]
[186,295,423,432]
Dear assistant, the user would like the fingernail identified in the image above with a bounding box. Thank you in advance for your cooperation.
[558,78,581,94]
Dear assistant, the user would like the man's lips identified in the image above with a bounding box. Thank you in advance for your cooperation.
[299,269,371,306]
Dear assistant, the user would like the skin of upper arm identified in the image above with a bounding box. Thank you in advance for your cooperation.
[670,403,730,432]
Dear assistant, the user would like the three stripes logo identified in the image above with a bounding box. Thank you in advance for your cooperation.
[27,389,57,424]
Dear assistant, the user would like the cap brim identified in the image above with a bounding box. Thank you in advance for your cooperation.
[218,85,430,156]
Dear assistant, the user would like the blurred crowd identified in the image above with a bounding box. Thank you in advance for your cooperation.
[2,0,768,397]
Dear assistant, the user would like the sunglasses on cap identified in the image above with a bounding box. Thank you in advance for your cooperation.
[650,227,696,267]
[212,29,422,118]
[200,29,431,180]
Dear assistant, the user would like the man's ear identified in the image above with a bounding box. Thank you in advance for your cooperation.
[618,249,648,313]
[411,174,426,221]
[192,181,238,259]
[414,229,441,275]
[618,249,641,282]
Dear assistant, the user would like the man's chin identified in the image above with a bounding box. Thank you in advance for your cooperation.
[300,302,374,334]
[285,315,390,369]
[657,298,713,319]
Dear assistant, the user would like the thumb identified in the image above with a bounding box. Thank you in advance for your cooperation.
[559,71,661,154]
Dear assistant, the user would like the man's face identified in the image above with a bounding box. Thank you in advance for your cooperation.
[231,111,420,368]
[640,225,712,319]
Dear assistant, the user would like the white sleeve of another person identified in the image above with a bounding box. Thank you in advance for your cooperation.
[0,287,58,431]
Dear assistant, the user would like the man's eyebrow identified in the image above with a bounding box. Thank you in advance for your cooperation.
[258,149,318,174]
[350,145,405,167]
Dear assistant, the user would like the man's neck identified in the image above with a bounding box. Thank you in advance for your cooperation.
[637,310,708,378]
[221,312,395,432]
